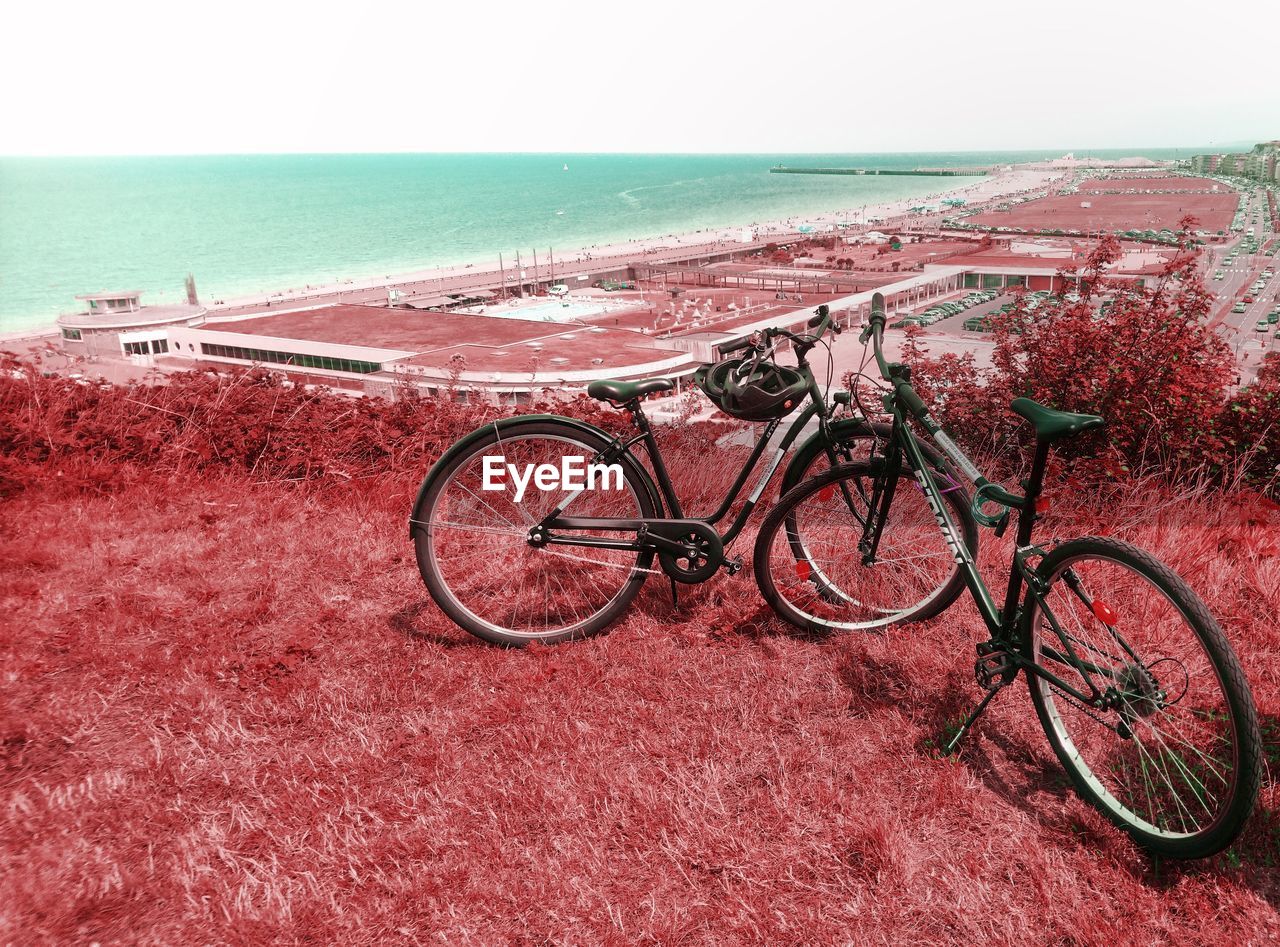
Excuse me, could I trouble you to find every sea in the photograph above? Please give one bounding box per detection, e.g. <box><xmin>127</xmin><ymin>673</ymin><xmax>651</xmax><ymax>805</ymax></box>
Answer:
<box><xmin>0</xmin><ymin>148</ymin><xmax>1200</xmax><ymax>333</ymax></box>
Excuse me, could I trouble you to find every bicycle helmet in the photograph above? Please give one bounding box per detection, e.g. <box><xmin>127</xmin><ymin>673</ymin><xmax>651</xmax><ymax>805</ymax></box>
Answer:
<box><xmin>694</xmin><ymin>357</ymin><xmax>745</xmax><ymax>404</ymax></box>
<box><xmin>718</xmin><ymin>357</ymin><xmax>810</xmax><ymax>421</ymax></box>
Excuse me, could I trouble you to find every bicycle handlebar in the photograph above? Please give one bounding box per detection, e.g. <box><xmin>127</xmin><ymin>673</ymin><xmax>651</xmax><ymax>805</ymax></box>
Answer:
<box><xmin>721</xmin><ymin>304</ymin><xmax>839</xmax><ymax>357</ymax></box>
<box><xmin>860</xmin><ymin>293</ymin><xmax>1024</xmax><ymax>525</ymax></box>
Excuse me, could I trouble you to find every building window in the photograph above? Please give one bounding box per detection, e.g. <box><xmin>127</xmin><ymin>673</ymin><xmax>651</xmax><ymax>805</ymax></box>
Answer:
<box><xmin>123</xmin><ymin>341</ymin><xmax>149</xmax><ymax>356</ymax></box>
<box><xmin>963</xmin><ymin>273</ymin><xmax>980</xmax><ymax>289</ymax></box>
<box><xmin>61</xmin><ymin>327</ymin><xmax>82</xmax><ymax>341</ymax></box>
<box><xmin>981</xmin><ymin>274</ymin><xmax>1003</xmax><ymax>289</ymax></box>
<box><xmin>151</xmin><ymin>339</ymin><xmax>168</xmax><ymax>354</ymax></box>
<box><xmin>1005</xmin><ymin>275</ymin><xmax>1026</xmax><ymax>288</ymax></box>
<box><xmin>197</xmin><ymin>342</ymin><xmax>379</xmax><ymax>374</ymax></box>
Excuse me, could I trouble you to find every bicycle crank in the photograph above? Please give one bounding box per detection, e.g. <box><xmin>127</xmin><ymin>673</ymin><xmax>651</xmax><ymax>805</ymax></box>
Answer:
<box><xmin>658</xmin><ymin>526</ymin><xmax>724</xmax><ymax>584</ymax></box>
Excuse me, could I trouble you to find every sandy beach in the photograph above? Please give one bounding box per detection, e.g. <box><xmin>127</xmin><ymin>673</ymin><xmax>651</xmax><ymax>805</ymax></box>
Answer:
<box><xmin>196</xmin><ymin>165</ymin><xmax>1069</xmax><ymax>317</ymax></box>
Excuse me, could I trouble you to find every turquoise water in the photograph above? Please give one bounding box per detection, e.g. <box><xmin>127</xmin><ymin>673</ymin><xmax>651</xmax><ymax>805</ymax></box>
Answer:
<box><xmin>0</xmin><ymin>149</ymin><xmax>1199</xmax><ymax>332</ymax></box>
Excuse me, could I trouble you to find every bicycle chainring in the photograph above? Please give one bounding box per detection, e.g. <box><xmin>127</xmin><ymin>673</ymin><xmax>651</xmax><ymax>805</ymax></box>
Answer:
<box><xmin>659</xmin><ymin>530</ymin><xmax>724</xmax><ymax>584</ymax></box>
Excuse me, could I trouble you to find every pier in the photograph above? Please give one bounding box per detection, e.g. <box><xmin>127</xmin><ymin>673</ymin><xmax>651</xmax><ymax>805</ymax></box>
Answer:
<box><xmin>770</xmin><ymin>166</ymin><xmax>991</xmax><ymax>177</ymax></box>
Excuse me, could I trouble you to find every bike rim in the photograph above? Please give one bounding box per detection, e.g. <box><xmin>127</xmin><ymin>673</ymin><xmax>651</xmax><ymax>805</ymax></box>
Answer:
<box><xmin>425</xmin><ymin>433</ymin><xmax>646</xmax><ymax>638</ymax></box>
<box><xmin>767</xmin><ymin>470</ymin><xmax>961</xmax><ymax>631</ymax></box>
<box><xmin>1030</xmin><ymin>553</ymin><xmax>1240</xmax><ymax>840</ymax></box>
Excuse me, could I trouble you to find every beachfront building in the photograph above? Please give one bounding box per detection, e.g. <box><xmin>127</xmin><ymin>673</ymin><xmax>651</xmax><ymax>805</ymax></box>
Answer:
<box><xmin>56</xmin><ymin>291</ymin><xmax>207</xmax><ymax>361</ymax></box>
<box><xmin>949</xmin><ymin>241</ymin><xmax>1170</xmax><ymax>292</ymax></box>
<box><xmin>164</xmin><ymin>304</ymin><xmax>704</xmax><ymax>402</ymax></box>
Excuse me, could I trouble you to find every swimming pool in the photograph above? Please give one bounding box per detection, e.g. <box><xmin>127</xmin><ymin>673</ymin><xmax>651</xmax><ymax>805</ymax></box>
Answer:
<box><xmin>482</xmin><ymin>298</ymin><xmax>632</xmax><ymax>323</ymax></box>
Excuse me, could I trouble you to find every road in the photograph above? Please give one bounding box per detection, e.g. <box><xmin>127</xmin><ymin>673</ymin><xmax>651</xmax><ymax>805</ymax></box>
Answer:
<box><xmin>1205</xmin><ymin>188</ymin><xmax>1278</xmax><ymax>384</ymax></box>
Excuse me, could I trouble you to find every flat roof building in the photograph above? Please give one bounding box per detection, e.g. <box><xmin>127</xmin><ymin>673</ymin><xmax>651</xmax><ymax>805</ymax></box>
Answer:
<box><xmin>57</xmin><ymin>291</ymin><xmax>207</xmax><ymax>361</ymax></box>
<box><xmin>165</xmin><ymin>304</ymin><xmax>703</xmax><ymax>402</ymax></box>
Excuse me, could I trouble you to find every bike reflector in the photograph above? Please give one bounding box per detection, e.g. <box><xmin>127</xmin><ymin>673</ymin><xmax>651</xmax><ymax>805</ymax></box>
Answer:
<box><xmin>817</xmin><ymin>485</ymin><xmax>835</xmax><ymax>502</ymax></box>
<box><xmin>1035</xmin><ymin>496</ymin><xmax>1050</xmax><ymax>514</ymax></box>
<box><xmin>1092</xmin><ymin>600</ymin><xmax>1118</xmax><ymax>625</ymax></box>
<box><xmin>795</xmin><ymin>560</ymin><xmax>812</xmax><ymax>580</ymax></box>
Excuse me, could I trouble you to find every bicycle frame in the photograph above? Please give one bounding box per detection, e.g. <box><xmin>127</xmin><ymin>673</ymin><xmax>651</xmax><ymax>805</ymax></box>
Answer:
<box><xmin>541</xmin><ymin>361</ymin><xmax>849</xmax><ymax>553</ymax></box>
<box><xmin>860</xmin><ymin>303</ymin><xmax>1115</xmax><ymax>708</ymax></box>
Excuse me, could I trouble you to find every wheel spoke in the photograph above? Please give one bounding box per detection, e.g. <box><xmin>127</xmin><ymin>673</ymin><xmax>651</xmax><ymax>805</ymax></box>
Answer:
<box><xmin>759</xmin><ymin>463</ymin><xmax>970</xmax><ymax>632</ymax></box>
<box><xmin>415</xmin><ymin>429</ymin><xmax>649</xmax><ymax>642</ymax></box>
<box><xmin>1027</xmin><ymin>542</ymin><xmax>1257</xmax><ymax>854</ymax></box>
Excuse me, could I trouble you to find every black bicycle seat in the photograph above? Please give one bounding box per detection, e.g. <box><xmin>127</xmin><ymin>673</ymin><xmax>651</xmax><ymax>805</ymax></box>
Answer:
<box><xmin>1010</xmin><ymin>398</ymin><xmax>1104</xmax><ymax>442</ymax></box>
<box><xmin>587</xmin><ymin>378</ymin><xmax>675</xmax><ymax>402</ymax></box>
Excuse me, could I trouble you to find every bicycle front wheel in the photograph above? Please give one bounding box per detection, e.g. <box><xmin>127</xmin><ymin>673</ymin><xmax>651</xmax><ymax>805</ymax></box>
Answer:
<box><xmin>1025</xmin><ymin>537</ymin><xmax>1261</xmax><ymax>858</ymax></box>
<box><xmin>412</xmin><ymin>421</ymin><xmax>657</xmax><ymax>646</ymax></box>
<box><xmin>754</xmin><ymin>461</ymin><xmax>976</xmax><ymax>632</ymax></box>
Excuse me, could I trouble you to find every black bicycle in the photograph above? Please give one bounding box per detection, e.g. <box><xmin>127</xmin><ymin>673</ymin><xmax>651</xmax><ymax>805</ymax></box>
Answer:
<box><xmin>410</xmin><ymin>305</ymin><xmax>970</xmax><ymax>646</ymax></box>
<box><xmin>753</xmin><ymin>292</ymin><xmax>1261</xmax><ymax>858</ymax></box>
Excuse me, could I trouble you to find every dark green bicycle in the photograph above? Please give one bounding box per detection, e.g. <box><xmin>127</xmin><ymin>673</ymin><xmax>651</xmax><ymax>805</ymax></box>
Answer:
<box><xmin>411</xmin><ymin>305</ymin><xmax>969</xmax><ymax>647</ymax></box>
<box><xmin>753</xmin><ymin>292</ymin><xmax>1262</xmax><ymax>859</ymax></box>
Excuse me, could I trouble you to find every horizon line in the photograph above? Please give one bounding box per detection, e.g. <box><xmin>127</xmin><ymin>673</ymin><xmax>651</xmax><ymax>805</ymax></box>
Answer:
<box><xmin>0</xmin><ymin>142</ymin><xmax>1255</xmax><ymax>160</ymax></box>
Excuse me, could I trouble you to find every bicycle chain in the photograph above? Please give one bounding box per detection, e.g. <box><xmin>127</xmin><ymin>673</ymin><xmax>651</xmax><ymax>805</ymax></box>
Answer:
<box><xmin>533</xmin><ymin>545</ymin><xmax>665</xmax><ymax>575</ymax></box>
<box><xmin>1046</xmin><ymin>679</ymin><xmax>1121</xmax><ymax>733</ymax></box>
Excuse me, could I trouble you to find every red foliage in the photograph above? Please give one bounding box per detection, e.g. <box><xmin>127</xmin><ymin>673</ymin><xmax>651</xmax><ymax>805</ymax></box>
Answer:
<box><xmin>899</xmin><ymin>228</ymin><xmax>1277</xmax><ymax>486</ymax></box>
<box><xmin>0</xmin><ymin>358</ymin><xmax>627</xmax><ymax>496</ymax></box>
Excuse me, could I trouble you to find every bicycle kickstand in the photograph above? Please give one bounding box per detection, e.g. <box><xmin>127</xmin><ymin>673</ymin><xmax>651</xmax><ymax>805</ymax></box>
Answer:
<box><xmin>944</xmin><ymin>685</ymin><xmax>1005</xmax><ymax>756</ymax></box>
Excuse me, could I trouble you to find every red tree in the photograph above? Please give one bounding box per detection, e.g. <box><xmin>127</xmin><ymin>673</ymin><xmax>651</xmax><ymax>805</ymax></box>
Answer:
<box><xmin>902</xmin><ymin>223</ymin><xmax>1241</xmax><ymax>480</ymax></box>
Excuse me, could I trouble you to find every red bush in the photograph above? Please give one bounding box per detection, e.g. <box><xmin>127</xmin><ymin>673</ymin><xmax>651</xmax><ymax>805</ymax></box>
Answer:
<box><xmin>0</xmin><ymin>357</ymin><xmax>631</xmax><ymax>495</ymax></box>
<box><xmin>899</xmin><ymin>228</ymin><xmax>1276</xmax><ymax>487</ymax></box>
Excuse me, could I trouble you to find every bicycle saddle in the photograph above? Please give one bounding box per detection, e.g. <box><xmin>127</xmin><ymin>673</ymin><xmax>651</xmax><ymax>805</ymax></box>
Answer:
<box><xmin>587</xmin><ymin>378</ymin><xmax>675</xmax><ymax>403</ymax></box>
<box><xmin>1010</xmin><ymin>398</ymin><xmax>1105</xmax><ymax>442</ymax></box>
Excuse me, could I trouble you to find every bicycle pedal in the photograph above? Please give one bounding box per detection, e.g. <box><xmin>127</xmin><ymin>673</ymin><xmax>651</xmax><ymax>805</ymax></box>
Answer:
<box><xmin>722</xmin><ymin>556</ymin><xmax>744</xmax><ymax>576</ymax></box>
<box><xmin>974</xmin><ymin>642</ymin><xmax>1016</xmax><ymax>690</ymax></box>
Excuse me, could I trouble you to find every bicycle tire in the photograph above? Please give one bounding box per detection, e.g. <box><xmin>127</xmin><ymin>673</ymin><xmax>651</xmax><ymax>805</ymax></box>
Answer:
<box><xmin>412</xmin><ymin>421</ymin><xmax>656</xmax><ymax>646</ymax></box>
<box><xmin>754</xmin><ymin>461</ymin><xmax>976</xmax><ymax>632</ymax></box>
<box><xmin>1024</xmin><ymin>536</ymin><xmax>1261</xmax><ymax>858</ymax></box>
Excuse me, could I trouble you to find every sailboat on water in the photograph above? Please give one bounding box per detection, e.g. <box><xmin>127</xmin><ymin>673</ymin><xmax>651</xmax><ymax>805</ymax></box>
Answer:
<box><xmin>563</xmin><ymin>163</ymin><xmax>569</xmax><ymax>171</ymax></box>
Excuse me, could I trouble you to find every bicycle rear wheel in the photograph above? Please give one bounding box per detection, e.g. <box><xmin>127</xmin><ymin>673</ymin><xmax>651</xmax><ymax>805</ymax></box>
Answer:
<box><xmin>412</xmin><ymin>421</ymin><xmax>656</xmax><ymax>646</ymax></box>
<box><xmin>1025</xmin><ymin>537</ymin><xmax>1261</xmax><ymax>858</ymax></box>
<box><xmin>754</xmin><ymin>461</ymin><xmax>976</xmax><ymax>632</ymax></box>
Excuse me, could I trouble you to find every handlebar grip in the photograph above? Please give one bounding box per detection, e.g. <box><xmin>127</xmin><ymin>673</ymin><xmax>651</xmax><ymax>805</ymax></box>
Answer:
<box><xmin>807</xmin><ymin>304</ymin><xmax>830</xmax><ymax>328</ymax></box>
<box><xmin>720</xmin><ymin>335</ymin><xmax>754</xmax><ymax>355</ymax></box>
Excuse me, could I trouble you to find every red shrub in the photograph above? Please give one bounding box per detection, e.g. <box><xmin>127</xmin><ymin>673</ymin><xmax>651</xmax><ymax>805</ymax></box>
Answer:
<box><xmin>898</xmin><ymin>229</ymin><xmax>1275</xmax><ymax>486</ymax></box>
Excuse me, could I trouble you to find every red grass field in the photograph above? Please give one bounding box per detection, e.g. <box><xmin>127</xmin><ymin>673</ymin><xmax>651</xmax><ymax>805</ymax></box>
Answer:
<box><xmin>2</xmin><ymin>373</ymin><xmax>1279</xmax><ymax>942</ymax></box>
<box><xmin>967</xmin><ymin>188</ymin><xmax>1238</xmax><ymax>235</ymax></box>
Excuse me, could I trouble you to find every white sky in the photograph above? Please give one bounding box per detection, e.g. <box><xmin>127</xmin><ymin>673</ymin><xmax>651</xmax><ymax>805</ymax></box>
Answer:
<box><xmin>2</xmin><ymin>0</ymin><xmax>1276</xmax><ymax>155</ymax></box>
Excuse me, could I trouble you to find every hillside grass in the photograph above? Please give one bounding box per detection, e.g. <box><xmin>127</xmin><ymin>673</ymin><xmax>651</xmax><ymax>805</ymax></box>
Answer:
<box><xmin>1</xmin><ymin>367</ymin><xmax>1279</xmax><ymax>942</ymax></box>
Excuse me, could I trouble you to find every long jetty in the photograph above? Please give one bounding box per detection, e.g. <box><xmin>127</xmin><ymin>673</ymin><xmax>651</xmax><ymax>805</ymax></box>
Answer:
<box><xmin>770</xmin><ymin>166</ymin><xmax>990</xmax><ymax>177</ymax></box>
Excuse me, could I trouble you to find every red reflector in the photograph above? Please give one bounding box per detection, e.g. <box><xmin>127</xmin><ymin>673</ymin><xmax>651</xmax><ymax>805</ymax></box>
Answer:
<box><xmin>1035</xmin><ymin>496</ymin><xmax>1050</xmax><ymax>514</ymax></box>
<box><xmin>817</xmin><ymin>485</ymin><xmax>835</xmax><ymax>502</ymax></box>
<box><xmin>795</xmin><ymin>560</ymin><xmax>812</xmax><ymax>580</ymax></box>
<box><xmin>1092</xmin><ymin>600</ymin><xmax>1118</xmax><ymax>625</ymax></box>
